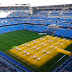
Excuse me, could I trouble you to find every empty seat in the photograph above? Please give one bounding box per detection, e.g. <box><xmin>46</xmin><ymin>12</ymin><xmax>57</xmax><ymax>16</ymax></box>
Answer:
<box><xmin>35</xmin><ymin>16</ymin><xmax>41</xmax><ymax>20</ymax></box>
<box><xmin>55</xmin><ymin>29</ymin><xmax>67</xmax><ymax>36</ymax></box>
<box><xmin>20</xmin><ymin>12</ymin><xmax>26</xmax><ymax>17</ymax></box>
<box><xmin>14</xmin><ymin>12</ymin><xmax>20</xmax><ymax>17</ymax></box>
<box><xmin>18</xmin><ymin>24</ymin><xmax>25</xmax><ymax>29</ymax></box>
<box><xmin>9</xmin><ymin>21</ymin><xmax>17</xmax><ymax>25</ymax></box>
<box><xmin>34</xmin><ymin>20</ymin><xmax>43</xmax><ymax>24</ymax></box>
<box><xmin>46</xmin><ymin>28</ymin><xmax>57</xmax><ymax>34</ymax></box>
<box><xmin>57</xmin><ymin>19</ymin><xmax>64</xmax><ymax>22</ymax></box>
<box><xmin>32</xmin><ymin>25</ymin><xmax>41</xmax><ymax>31</ymax></box>
<box><xmin>29</xmin><ymin>16</ymin><xmax>36</xmax><ymax>19</ymax></box>
<box><xmin>65</xmin><ymin>19</ymin><xmax>72</xmax><ymax>22</ymax></box>
<box><xmin>38</xmin><ymin>26</ymin><xmax>47</xmax><ymax>32</ymax></box>
<box><xmin>68</xmin><ymin>24</ymin><xmax>72</xmax><ymax>27</ymax></box>
<box><xmin>58</xmin><ymin>23</ymin><xmax>68</xmax><ymax>27</ymax></box>
<box><xmin>25</xmin><ymin>20</ymin><xmax>33</xmax><ymax>24</ymax></box>
<box><xmin>24</xmin><ymin>25</ymin><xmax>30</xmax><ymax>30</ymax></box>
<box><xmin>27</xmin><ymin>25</ymin><xmax>34</xmax><ymax>31</ymax></box>
<box><xmin>0</xmin><ymin>23</ymin><xmax>3</xmax><ymax>26</ymax></box>
<box><xmin>44</xmin><ymin>21</ymin><xmax>53</xmax><ymax>25</ymax></box>
<box><xmin>1</xmin><ymin>27</ymin><xmax>9</xmax><ymax>33</ymax></box>
<box><xmin>0</xmin><ymin>28</ymin><xmax>3</xmax><ymax>34</ymax></box>
<box><xmin>51</xmin><ymin>18</ymin><xmax>58</xmax><ymax>21</ymax></box>
<box><xmin>50</xmin><ymin>13</ymin><xmax>59</xmax><ymax>15</ymax></box>
<box><xmin>7</xmin><ymin>26</ymin><xmax>16</xmax><ymax>31</ymax></box>
<box><xmin>63</xmin><ymin>30</ymin><xmax>72</xmax><ymax>38</ymax></box>
<box><xmin>40</xmin><ymin>16</ymin><xmax>47</xmax><ymax>20</ymax></box>
<box><xmin>45</xmin><ymin>18</ymin><xmax>51</xmax><ymax>20</ymax></box>
<box><xmin>8</xmin><ymin>12</ymin><xmax>15</xmax><ymax>17</ymax></box>
<box><xmin>17</xmin><ymin>21</ymin><xmax>25</xmax><ymax>24</ymax></box>
<box><xmin>13</xmin><ymin>25</ymin><xmax>22</xmax><ymax>30</ymax></box>
<box><xmin>3</xmin><ymin>22</ymin><xmax>10</xmax><ymax>25</ymax></box>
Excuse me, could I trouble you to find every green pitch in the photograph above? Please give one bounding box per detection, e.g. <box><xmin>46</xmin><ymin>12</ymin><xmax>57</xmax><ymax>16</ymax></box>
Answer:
<box><xmin>0</xmin><ymin>30</ymin><xmax>72</xmax><ymax>72</ymax></box>
<box><xmin>0</xmin><ymin>30</ymin><xmax>45</xmax><ymax>51</ymax></box>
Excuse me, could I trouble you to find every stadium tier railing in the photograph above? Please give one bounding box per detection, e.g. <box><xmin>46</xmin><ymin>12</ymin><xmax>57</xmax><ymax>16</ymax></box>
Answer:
<box><xmin>0</xmin><ymin>51</ymin><xmax>32</xmax><ymax>72</ymax></box>
<box><xmin>53</xmin><ymin>56</ymin><xmax>72</xmax><ymax>72</ymax></box>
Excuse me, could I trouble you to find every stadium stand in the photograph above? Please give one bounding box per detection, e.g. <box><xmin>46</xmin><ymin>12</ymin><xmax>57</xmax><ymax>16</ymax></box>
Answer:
<box><xmin>53</xmin><ymin>56</ymin><xmax>72</xmax><ymax>72</ymax></box>
<box><xmin>0</xmin><ymin>59</ymin><xmax>17</xmax><ymax>72</ymax></box>
<box><xmin>0</xmin><ymin>51</ymin><xmax>31</xmax><ymax>72</ymax></box>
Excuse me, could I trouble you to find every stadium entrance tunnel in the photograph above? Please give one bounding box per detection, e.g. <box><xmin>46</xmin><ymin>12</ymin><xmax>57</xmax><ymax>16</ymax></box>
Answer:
<box><xmin>56</xmin><ymin>48</ymin><xmax>72</xmax><ymax>56</ymax></box>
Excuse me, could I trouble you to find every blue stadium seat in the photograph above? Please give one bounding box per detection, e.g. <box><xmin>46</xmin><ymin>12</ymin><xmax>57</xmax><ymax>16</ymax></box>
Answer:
<box><xmin>18</xmin><ymin>24</ymin><xmax>25</xmax><ymax>29</ymax></box>
<box><xmin>7</xmin><ymin>26</ymin><xmax>16</xmax><ymax>31</ymax></box>
<box><xmin>22</xmin><ymin>17</ymin><xmax>28</xmax><ymax>20</ymax></box>
<box><xmin>68</xmin><ymin>24</ymin><xmax>72</xmax><ymax>27</ymax></box>
<box><xmin>3</xmin><ymin>22</ymin><xmax>10</xmax><ymax>25</ymax></box>
<box><xmin>64</xmin><ymin>13</ymin><xmax>72</xmax><ymax>16</ymax></box>
<box><xmin>12</xmin><ymin>18</ymin><xmax>19</xmax><ymax>21</ymax></box>
<box><xmin>8</xmin><ymin>12</ymin><xmax>15</xmax><ymax>17</ymax></box>
<box><xmin>40</xmin><ymin>16</ymin><xmax>47</xmax><ymax>20</ymax></box>
<box><xmin>51</xmin><ymin>18</ymin><xmax>58</xmax><ymax>21</ymax></box>
<box><xmin>65</xmin><ymin>19</ymin><xmax>72</xmax><ymax>22</ymax></box>
<box><xmin>63</xmin><ymin>30</ymin><xmax>72</xmax><ymax>38</ymax></box>
<box><xmin>55</xmin><ymin>29</ymin><xmax>67</xmax><ymax>36</ymax></box>
<box><xmin>13</xmin><ymin>25</ymin><xmax>22</xmax><ymax>30</ymax></box>
<box><xmin>45</xmin><ymin>18</ymin><xmax>51</xmax><ymax>20</ymax></box>
<box><xmin>24</xmin><ymin>25</ymin><xmax>31</xmax><ymax>30</ymax></box>
<box><xmin>57</xmin><ymin>19</ymin><xmax>64</xmax><ymax>22</ymax></box>
<box><xmin>18</xmin><ymin>17</ymin><xmax>23</xmax><ymax>20</ymax></box>
<box><xmin>20</xmin><ymin>12</ymin><xmax>26</xmax><ymax>17</ymax></box>
<box><xmin>9</xmin><ymin>21</ymin><xmax>18</xmax><ymax>25</ymax></box>
<box><xmin>14</xmin><ymin>12</ymin><xmax>20</xmax><ymax>17</ymax></box>
<box><xmin>58</xmin><ymin>23</ymin><xmax>68</xmax><ymax>27</ymax></box>
<box><xmin>32</xmin><ymin>25</ymin><xmax>41</xmax><ymax>31</ymax></box>
<box><xmin>34</xmin><ymin>20</ymin><xmax>43</xmax><ymax>24</ymax></box>
<box><xmin>0</xmin><ymin>28</ymin><xmax>3</xmax><ymax>34</ymax></box>
<box><xmin>40</xmin><ymin>12</ymin><xmax>48</xmax><ymax>15</ymax></box>
<box><xmin>44</xmin><ymin>21</ymin><xmax>53</xmax><ymax>25</ymax></box>
<box><xmin>0</xmin><ymin>23</ymin><xmax>3</xmax><ymax>26</ymax></box>
<box><xmin>28</xmin><ymin>25</ymin><xmax>34</xmax><ymax>31</ymax></box>
<box><xmin>38</xmin><ymin>26</ymin><xmax>47</xmax><ymax>32</ymax></box>
<box><xmin>46</xmin><ymin>28</ymin><xmax>57</xmax><ymax>34</ymax></box>
<box><xmin>29</xmin><ymin>16</ymin><xmax>36</xmax><ymax>19</ymax></box>
<box><xmin>50</xmin><ymin>13</ymin><xmax>59</xmax><ymax>16</ymax></box>
<box><xmin>25</xmin><ymin>20</ymin><xmax>34</xmax><ymax>24</ymax></box>
<box><xmin>17</xmin><ymin>21</ymin><xmax>25</xmax><ymax>24</ymax></box>
<box><xmin>1</xmin><ymin>27</ymin><xmax>10</xmax><ymax>33</ymax></box>
<box><xmin>35</xmin><ymin>16</ymin><xmax>41</xmax><ymax>20</ymax></box>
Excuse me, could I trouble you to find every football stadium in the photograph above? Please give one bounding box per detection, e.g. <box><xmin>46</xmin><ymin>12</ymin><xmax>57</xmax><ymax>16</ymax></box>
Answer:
<box><xmin>0</xmin><ymin>0</ymin><xmax>72</xmax><ymax>72</ymax></box>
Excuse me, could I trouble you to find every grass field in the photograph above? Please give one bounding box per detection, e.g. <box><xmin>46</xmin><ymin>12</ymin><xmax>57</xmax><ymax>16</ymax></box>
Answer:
<box><xmin>0</xmin><ymin>30</ymin><xmax>45</xmax><ymax>50</ymax></box>
<box><xmin>0</xmin><ymin>30</ymin><xmax>72</xmax><ymax>72</ymax></box>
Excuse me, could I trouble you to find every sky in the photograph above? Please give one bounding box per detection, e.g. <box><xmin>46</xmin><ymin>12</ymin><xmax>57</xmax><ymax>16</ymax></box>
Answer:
<box><xmin>0</xmin><ymin>0</ymin><xmax>72</xmax><ymax>6</ymax></box>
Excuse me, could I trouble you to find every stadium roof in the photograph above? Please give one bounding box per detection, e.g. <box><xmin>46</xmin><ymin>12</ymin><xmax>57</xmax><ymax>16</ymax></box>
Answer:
<box><xmin>0</xmin><ymin>0</ymin><xmax>72</xmax><ymax>7</ymax></box>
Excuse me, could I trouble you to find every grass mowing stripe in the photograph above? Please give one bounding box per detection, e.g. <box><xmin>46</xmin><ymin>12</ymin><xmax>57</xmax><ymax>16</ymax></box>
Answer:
<box><xmin>0</xmin><ymin>32</ymin><xmax>38</xmax><ymax>40</ymax></box>
<box><xmin>0</xmin><ymin>30</ymin><xmax>45</xmax><ymax>51</ymax></box>
<box><xmin>0</xmin><ymin>30</ymin><xmax>36</xmax><ymax>40</ymax></box>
